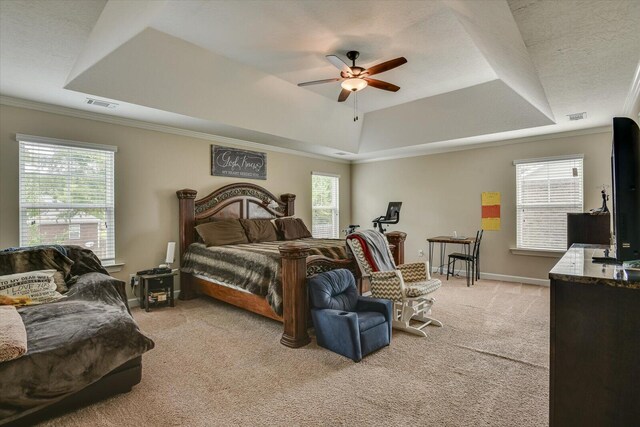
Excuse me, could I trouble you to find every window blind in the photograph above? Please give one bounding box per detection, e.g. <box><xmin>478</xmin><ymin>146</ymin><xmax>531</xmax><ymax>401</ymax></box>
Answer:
<box><xmin>311</xmin><ymin>172</ymin><xmax>340</xmax><ymax>238</ymax></box>
<box><xmin>18</xmin><ymin>138</ymin><xmax>116</xmax><ymax>262</ymax></box>
<box><xmin>516</xmin><ymin>156</ymin><xmax>583</xmax><ymax>251</ymax></box>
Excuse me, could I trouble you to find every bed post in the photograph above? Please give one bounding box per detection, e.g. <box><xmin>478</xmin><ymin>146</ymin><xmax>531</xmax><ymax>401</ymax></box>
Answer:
<box><xmin>177</xmin><ymin>189</ymin><xmax>198</xmax><ymax>300</ymax></box>
<box><xmin>279</xmin><ymin>242</ymin><xmax>311</xmax><ymax>348</ymax></box>
<box><xmin>280</xmin><ymin>193</ymin><xmax>296</xmax><ymax>216</ymax></box>
<box><xmin>386</xmin><ymin>231</ymin><xmax>407</xmax><ymax>265</ymax></box>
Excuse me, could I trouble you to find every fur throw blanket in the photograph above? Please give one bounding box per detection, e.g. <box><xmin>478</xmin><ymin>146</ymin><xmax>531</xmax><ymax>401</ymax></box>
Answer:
<box><xmin>0</xmin><ymin>273</ymin><xmax>154</xmax><ymax>422</ymax></box>
<box><xmin>0</xmin><ymin>306</ymin><xmax>27</xmax><ymax>363</ymax></box>
<box><xmin>0</xmin><ymin>245</ymin><xmax>109</xmax><ymax>294</ymax></box>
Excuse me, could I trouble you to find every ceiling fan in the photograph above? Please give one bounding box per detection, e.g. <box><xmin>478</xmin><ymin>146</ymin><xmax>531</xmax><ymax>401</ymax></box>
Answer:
<box><xmin>298</xmin><ymin>51</ymin><xmax>407</xmax><ymax>102</ymax></box>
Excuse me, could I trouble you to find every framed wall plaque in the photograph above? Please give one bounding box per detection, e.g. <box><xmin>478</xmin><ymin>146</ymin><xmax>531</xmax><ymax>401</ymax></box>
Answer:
<box><xmin>211</xmin><ymin>145</ymin><xmax>267</xmax><ymax>180</ymax></box>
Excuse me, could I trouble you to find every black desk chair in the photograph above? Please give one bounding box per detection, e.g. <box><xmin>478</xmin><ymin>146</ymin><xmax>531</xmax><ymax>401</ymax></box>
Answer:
<box><xmin>446</xmin><ymin>230</ymin><xmax>483</xmax><ymax>287</ymax></box>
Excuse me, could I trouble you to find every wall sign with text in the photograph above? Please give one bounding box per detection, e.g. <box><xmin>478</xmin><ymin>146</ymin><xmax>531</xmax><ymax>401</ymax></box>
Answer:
<box><xmin>211</xmin><ymin>146</ymin><xmax>267</xmax><ymax>180</ymax></box>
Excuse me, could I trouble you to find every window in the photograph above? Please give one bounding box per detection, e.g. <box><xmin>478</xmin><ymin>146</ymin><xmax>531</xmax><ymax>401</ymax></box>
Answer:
<box><xmin>68</xmin><ymin>224</ymin><xmax>81</xmax><ymax>240</ymax></box>
<box><xmin>18</xmin><ymin>135</ymin><xmax>116</xmax><ymax>262</ymax></box>
<box><xmin>515</xmin><ymin>155</ymin><xmax>583</xmax><ymax>251</ymax></box>
<box><xmin>311</xmin><ymin>172</ymin><xmax>339</xmax><ymax>238</ymax></box>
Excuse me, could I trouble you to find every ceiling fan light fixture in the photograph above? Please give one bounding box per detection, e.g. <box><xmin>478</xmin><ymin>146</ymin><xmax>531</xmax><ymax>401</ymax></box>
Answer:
<box><xmin>341</xmin><ymin>78</ymin><xmax>367</xmax><ymax>92</ymax></box>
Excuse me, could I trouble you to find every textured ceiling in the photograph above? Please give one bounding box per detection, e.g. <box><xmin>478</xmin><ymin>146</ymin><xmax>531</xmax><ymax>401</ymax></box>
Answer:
<box><xmin>152</xmin><ymin>0</ymin><xmax>497</xmax><ymax>113</ymax></box>
<box><xmin>0</xmin><ymin>0</ymin><xmax>639</xmax><ymax>161</ymax></box>
<box><xmin>508</xmin><ymin>0</ymin><xmax>640</xmax><ymax>123</ymax></box>
<box><xmin>0</xmin><ymin>0</ymin><xmax>106</xmax><ymax>104</ymax></box>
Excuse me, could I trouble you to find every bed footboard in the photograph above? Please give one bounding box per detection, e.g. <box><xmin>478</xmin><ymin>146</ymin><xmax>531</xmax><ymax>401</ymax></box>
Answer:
<box><xmin>279</xmin><ymin>242</ymin><xmax>311</xmax><ymax>348</ymax></box>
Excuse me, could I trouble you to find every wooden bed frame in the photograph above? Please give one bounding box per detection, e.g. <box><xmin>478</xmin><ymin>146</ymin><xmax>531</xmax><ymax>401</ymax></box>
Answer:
<box><xmin>177</xmin><ymin>183</ymin><xmax>405</xmax><ymax>348</ymax></box>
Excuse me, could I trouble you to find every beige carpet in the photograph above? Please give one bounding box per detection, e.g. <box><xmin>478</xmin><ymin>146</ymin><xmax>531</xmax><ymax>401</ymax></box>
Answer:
<box><xmin>40</xmin><ymin>277</ymin><xmax>549</xmax><ymax>426</ymax></box>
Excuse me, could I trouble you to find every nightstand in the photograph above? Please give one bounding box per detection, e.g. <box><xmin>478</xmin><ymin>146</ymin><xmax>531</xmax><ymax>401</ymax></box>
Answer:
<box><xmin>137</xmin><ymin>270</ymin><xmax>177</xmax><ymax>312</ymax></box>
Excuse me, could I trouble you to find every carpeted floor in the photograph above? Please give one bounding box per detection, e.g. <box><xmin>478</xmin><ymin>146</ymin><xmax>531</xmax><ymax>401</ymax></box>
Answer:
<box><xmin>40</xmin><ymin>277</ymin><xmax>550</xmax><ymax>426</ymax></box>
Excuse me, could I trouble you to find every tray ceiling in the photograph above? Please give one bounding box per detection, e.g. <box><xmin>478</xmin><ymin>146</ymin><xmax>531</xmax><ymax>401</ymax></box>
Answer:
<box><xmin>1</xmin><ymin>0</ymin><xmax>638</xmax><ymax>160</ymax></box>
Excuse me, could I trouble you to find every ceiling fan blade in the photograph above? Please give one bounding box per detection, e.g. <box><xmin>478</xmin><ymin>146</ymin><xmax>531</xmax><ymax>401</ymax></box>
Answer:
<box><xmin>298</xmin><ymin>78</ymin><xmax>343</xmax><ymax>87</ymax></box>
<box><xmin>364</xmin><ymin>57</ymin><xmax>407</xmax><ymax>76</ymax></box>
<box><xmin>326</xmin><ymin>55</ymin><xmax>351</xmax><ymax>74</ymax></box>
<box><xmin>338</xmin><ymin>88</ymin><xmax>351</xmax><ymax>102</ymax></box>
<box><xmin>364</xmin><ymin>78</ymin><xmax>400</xmax><ymax>92</ymax></box>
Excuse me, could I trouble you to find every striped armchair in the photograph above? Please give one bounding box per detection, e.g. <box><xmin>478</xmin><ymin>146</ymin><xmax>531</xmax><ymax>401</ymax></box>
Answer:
<box><xmin>347</xmin><ymin>231</ymin><xmax>442</xmax><ymax>337</ymax></box>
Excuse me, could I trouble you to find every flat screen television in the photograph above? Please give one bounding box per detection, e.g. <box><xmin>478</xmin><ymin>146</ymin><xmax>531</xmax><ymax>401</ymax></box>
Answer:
<box><xmin>611</xmin><ymin>117</ymin><xmax>640</xmax><ymax>262</ymax></box>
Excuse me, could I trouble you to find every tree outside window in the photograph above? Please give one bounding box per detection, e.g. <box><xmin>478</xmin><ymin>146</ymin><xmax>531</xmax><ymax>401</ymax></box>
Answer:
<box><xmin>312</xmin><ymin>173</ymin><xmax>339</xmax><ymax>238</ymax></box>
<box><xmin>18</xmin><ymin>137</ymin><xmax>116</xmax><ymax>262</ymax></box>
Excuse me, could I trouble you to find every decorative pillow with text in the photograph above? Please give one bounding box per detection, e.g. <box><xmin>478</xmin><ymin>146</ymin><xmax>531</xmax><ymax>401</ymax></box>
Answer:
<box><xmin>0</xmin><ymin>270</ymin><xmax>66</xmax><ymax>306</ymax></box>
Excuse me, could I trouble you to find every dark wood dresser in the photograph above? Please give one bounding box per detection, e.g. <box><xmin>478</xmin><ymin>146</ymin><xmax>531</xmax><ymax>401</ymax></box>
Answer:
<box><xmin>566</xmin><ymin>213</ymin><xmax>610</xmax><ymax>249</ymax></box>
<box><xmin>549</xmin><ymin>244</ymin><xmax>640</xmax><ymax>426</ymax></box>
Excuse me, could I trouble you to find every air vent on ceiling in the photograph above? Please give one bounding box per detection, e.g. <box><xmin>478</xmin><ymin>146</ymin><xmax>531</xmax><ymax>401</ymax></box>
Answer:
<box><xmin>334</xmin><ymin>152</ymin><xmax>348</xmax><ymax>156</ymax></box>
<box><xmin>567</xmin><ymin>112</ymin><xmax>587</xmax><ymax>121</ymax></box>
<box><xmin>86</xmin><ymin>98</ymin><xmax>118</xmax><ymax>109</ymax></box>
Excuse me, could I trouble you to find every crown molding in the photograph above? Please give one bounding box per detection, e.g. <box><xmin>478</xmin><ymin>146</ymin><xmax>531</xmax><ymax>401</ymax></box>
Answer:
<box><xmin>0</xmin><ymin>95</ymin><xmax>350</xmax><ymax>164</ymax></box>
<box><xmin>1</xmin><ymin>95</ymin><xmax>614</xmax><ymax>166</ymax></box>
<box><xmin>352</xmin><ymin>125</ymin><xmax>611</xmax><ymax>164</ymax></box>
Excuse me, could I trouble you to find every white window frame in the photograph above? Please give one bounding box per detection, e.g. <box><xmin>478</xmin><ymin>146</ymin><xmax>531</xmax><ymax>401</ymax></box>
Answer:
<box><xmin>68</xmin><ymin>224</ymin><xmax>81</xmax><ymax>240</ymax></box>
<box><xmin>514</xmin><ymin>154</ymin><xmax>584</xmax><ymax>252</ymax></box>
<box><xmin>311</xmin><ymin>172</ymin><xmax>340</xmax><ymax>239</ymax></box>
<box><xmin>17</xmin><ymin>134</ymin><xmax>117</xmax><ymax>262</ymax></box>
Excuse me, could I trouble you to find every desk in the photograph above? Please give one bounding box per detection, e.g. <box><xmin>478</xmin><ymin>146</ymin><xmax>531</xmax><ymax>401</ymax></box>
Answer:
<box><xmin>427</xmin><ymin>236</ymin><xmax>476</xmax><ymax>275</ymax></box>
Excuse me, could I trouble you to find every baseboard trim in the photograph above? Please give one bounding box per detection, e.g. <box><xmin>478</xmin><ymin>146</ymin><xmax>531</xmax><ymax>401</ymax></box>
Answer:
<box><xmin>431</xmin><ymin>267</ymin><xmax>549</xmax><ymax>287</ymax></box>
<box><xmin>479</xmin><ymin>272</ymin><xmax>550</xmax><ymax>287</ymax></box>
<box><xmin>128</xmin><ymin>289</ymin><xmax>181</xmax><ymax>308</ymax></box>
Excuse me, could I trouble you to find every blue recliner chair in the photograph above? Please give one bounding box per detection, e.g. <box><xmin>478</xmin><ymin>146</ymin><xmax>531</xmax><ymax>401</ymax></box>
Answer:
<box><xmin>308</xmin><ymin>269</ymin><xmax>393</xmax><ymax>362</ymax></box>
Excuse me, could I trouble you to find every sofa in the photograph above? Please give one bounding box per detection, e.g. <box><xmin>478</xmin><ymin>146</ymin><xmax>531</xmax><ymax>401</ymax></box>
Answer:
<box><xmin>0</xmin><ymin>246</ymin><xmax>154</xmax><ymax>425</ymax></box>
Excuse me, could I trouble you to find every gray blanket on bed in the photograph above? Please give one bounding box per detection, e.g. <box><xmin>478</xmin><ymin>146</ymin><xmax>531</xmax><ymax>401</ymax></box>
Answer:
<box><xmin>181</xmin><ymin>238</ymin><xmax>348</xmax><ymax>315</ymax></box>
<box><xmin>0</xmin><ymin>273</ymin><xmax>155</xmax><ymax>423</ymax></box>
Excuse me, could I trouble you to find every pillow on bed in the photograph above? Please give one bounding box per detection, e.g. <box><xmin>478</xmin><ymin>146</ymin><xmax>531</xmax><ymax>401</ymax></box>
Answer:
<box><xmin>239</xmin><ymin>219</ymin><xmax>278</xmax><ymax>243</ymax></box>
<box><xmin>196</xmin><ymin>219</ymin><xmax>249</xmax><ymax>246</ymax></box>
<box><xmin>275</xmin><ymin>217</ymin><xmax>312</xmax><ymax>240</ymax></box>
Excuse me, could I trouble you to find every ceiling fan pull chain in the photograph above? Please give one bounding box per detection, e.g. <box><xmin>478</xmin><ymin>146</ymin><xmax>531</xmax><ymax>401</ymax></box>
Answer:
<box><xmin>354</xmin><ymin>92</ymin><xmax>359</xmax><ymax>122</ymax></box>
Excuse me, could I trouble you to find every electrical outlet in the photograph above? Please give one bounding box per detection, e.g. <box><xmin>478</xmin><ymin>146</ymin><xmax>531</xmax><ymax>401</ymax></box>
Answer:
<box><xmin>418</xmin><ymin>249</ymin><xmax>424</xmax><ymax>257</ymax></box>
<box><xmin>129</xmin><ymin>274</ymin><xmax>138</xmax><ymax>287</ymax></box>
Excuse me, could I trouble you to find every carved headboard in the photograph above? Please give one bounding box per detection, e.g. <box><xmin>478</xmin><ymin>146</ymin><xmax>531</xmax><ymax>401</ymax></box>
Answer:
<box><xmin>176</xmin><ymin>183</ymin><xmax>295</xmax><ymax>261</ymax></box>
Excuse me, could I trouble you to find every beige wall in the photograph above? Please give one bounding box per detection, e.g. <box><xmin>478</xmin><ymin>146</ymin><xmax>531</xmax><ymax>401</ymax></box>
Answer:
<box><xmin>351</xmin><ymin>131</ymin><xmax>612</xmax><ymax>281</ymax></box>
<box><xmin>0</xmin><ymin>105</ymin><xmax>351</xmax><ymax>296</ymax></box>
<box><xmin>0</xmin><ymin>103</ymin><xmax>615</xmax><ymax>287</ymax></box>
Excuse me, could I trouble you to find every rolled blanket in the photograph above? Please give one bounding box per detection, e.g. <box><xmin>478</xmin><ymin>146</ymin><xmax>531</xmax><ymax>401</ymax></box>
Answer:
<box><xmin>0</xmin><ymin>306</ymin><xmax>28</xmax><ymax>363</ymax></box>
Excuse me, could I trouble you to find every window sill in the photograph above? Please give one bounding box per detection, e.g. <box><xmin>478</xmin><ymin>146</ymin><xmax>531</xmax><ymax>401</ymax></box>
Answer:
<box><xmin>103</xmin><ymin>262</ymin><xmax>125</xmax><ymax>273</ymax></box>
<box><xmin>510</xmin><ymin>248</ymin><xmax>565</xmax><ymax>258</ymax></box>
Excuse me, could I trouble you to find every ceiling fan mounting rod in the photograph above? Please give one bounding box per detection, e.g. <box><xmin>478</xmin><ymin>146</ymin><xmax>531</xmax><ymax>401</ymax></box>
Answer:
<box><xmin>346</xmin><ymin>50</ymin><xmax>360</xmax><ymax>67</ymax></box>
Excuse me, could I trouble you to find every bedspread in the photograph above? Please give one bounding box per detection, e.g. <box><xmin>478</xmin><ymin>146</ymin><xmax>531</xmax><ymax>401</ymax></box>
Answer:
<box><xmin>181</xmin><ymin>238</ymin><xmax>348</xmax><ymax>315</ymax></box>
